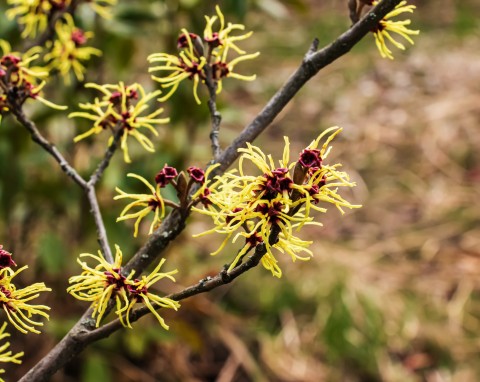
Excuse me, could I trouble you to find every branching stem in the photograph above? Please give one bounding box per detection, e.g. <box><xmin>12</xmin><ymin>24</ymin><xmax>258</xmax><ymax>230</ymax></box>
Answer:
<box><xmin>18</xmin><ymin>2</ymin><xmax>402</xmax><ymax>380</ymax></box>
<box><xmin>10</xmin><ymin>106</ymin><xmax>115</xmax><ymax>263</ymax></box>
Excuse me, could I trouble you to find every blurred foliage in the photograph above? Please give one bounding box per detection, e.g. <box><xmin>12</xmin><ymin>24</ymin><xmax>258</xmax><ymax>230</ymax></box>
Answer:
<box><xmin>1</xmin><ymin>0</ymin><xmax>480</xmax><ymax>381</ymax></box>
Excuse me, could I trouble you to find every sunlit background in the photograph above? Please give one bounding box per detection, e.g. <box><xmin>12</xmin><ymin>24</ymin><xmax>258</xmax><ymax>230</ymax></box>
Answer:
<box><xmin>0</xmin><ymin>0</ymin><xmax>479</xmax><ymax>381</ymax></box>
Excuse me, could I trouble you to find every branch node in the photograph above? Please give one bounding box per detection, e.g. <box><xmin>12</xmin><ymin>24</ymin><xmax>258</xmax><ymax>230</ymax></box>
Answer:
<box><xmin>307</xmin><ymin>38</ymin><xmax>320</xmax><ymax>56</ymax></box>
<box><xmin>220</xmin><ymin>267</ymin><xmax>233</xmax><ymax>283</ymax></box>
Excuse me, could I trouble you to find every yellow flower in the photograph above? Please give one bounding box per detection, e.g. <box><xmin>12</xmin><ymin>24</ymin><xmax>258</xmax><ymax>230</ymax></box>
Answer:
<box><xmin>120</xmin><ymin>258</ymin><xmax>180</xmax><ymax>329</ymax></box>
<box><xmin>204</xmin><ymin>5</ymin><xmax>260</xmax><ymax>94</ymax></box>
<box><xmin>44</xmin><ymin>14</ymin><xmax>102</xmax><ymax>84</ymax></box>
<box><xmin>0</xmin><ymin>40</ymin><xmax>67</xmax><ymax>111</ymax></box>
<box><xmin>0</xmin><ymin>322</ymin><xmax>23</xmax><ymax>381</ymax></box>
<box><xmin>6</xmin><ymin>0</ymin><xmax>71</xmax><ymax>38</ymax></box>
<box><xmin>114</xmin><ymin>173</ymin><xmax>168</xmax><ymax>237</ymax></box>
<box><xmin>69</xmin><ymin>82</ymin><xmax>169</xmax><ymax>163</ymax></box>
<box><xmin>87</xmin><ymin>0</ymin><xmax>117</xmax><ymax>19</ymax></box>
<box><xmin>148</xmin><ymin>6</ymin><xmax>258</xmax><ymax>104</ymax></box>
<box><xmin>68</xmin><ymin>245</ymin><xmax>179</xmax><ymax>329</ymax></box>
<box><xmin>6</xmin><ymin>0</ymin><xmax>116</xmax><ymax>38</ymax></box>
<box><xmin>0</xmin><ymin>266</ymin><xmax>51</xmax><ymax>334</ymax></box>
<box><xmin>116</xmin><ymin>165</ymin><xmax>221</xmax><ymax>237</ymax></box>
<box><xmin>210</xmin><ymin>52</ymin><xmax>259</xmax><ymax>94</ymax></box>
<box><xmin>371</xmin><ymin>0</ymin><xmax>419</xmax><ymax>60</ymax></box>
<box><xmin>194</xmin><ymin>127</ymin><xmax>360</xmax><ymax>277</ymax></box>
<box><xmin>148</xmin><ymin>30</ymin><xmax>207</xmax><ymax>105</ymax></box>
<box><xmin>67</xmin><ymin>245</ymin><xmax>133</xmax><ymax>327</ymax></box>
<box><xmin>204</xmin><ymin>5</ymin><xmax>254</xmax><ymax>59</ymax></box>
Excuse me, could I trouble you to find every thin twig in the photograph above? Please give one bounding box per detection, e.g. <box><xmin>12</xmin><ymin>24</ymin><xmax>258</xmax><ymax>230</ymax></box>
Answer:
<box><xmin>18</xmin><ymin>2</ymin><xmax>403</xmax><ymax>380</ymax></box>
<box><xmin>10</xmin><ymin>107</ymin><xmax>87</xmax><ymax>189</ymax></box>
<box><xmin>10</xmin><ymin>106</ymin><xmax>114</xmax><ymax>262</ymax></box>
<box><xmin>204</xmin><ymin>64</ymin><xmax>222</xmax><ymax>160</ymax></box>
<box><xmin>88</xmin><ymin>128</ymin><xmax>123</xmax><ymax>187</ymax></box>
<box><xmin>85</xmin><ymin>185</ymin><xmax>113</xmax><ymax>262</ymax></box>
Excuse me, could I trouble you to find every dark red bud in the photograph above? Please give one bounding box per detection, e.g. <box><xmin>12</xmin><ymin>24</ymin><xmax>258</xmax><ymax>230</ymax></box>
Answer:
<box><xmin>187</xmin><ymin>166</ymin><xmax>205</xmax><ymax>183</ymax></box>
<box><xmin>299</xmin><ymin>149</ymin><xmax>322</xmax><ymax>169</ymax></box>
<box><xmin>0</xmin><ymin>246</ymin><xmax>16</xmax><ymax>269</ymax></box>
<box><xmin>155</xmin><ymin>165</ymin><xmax>178</xmax><ymax>187</ymax></box>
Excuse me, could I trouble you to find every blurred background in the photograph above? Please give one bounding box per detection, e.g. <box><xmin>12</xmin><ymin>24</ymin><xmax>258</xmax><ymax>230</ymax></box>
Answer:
<box><xmin>0</xmin><ymin>0</ymin><xmax>479</xmax><ymax>381</ymax></box>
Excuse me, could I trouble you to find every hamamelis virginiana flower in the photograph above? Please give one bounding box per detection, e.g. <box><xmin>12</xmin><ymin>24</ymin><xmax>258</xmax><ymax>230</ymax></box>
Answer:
<box><xmin>116</xmin><ymin>165</ymin><xmax>220</xmax><ymax>237</ymax></box>
<box><xmin>67</xmin><ymin>245</ymin><xmax>132</xmax><ymax>327</ymax></box>
<box><xmin>148</xmin><ymin>6</ymin><xmax>258</xmax><ymax>104</ymax></box>
<box><xmin>0</xmin><ymin>322</ymin><xmax>23</xmax><ymax>381</ymax></box>
<box><xmin>6</xmin><ymin>0</ymin><xmax>71</xmax><ymax>38</ymax></box>
<box><xmin>148</xmin><ymin>30</ymin><xmax>207</xmax><ymax>105</ymax></box>
<box><xmin>193</xmin><ymin>127</ymin><xmax>360</xmax><ymax>278</ymax></box>
<box><xmin>370</xmin><ymin>0</ymin><xmax>419</xmax><ymax>60</ymax></box>
<box><xmin>69</xmin><ymin>82</ymin><xmax>169</xmax><ymax>163</ymax></box>
<box><xmin>204</xmin><ymin>5</ymin><xmax>254</xmax><ymax>57</ymax></box>
<box><xmin>67</xmin><ymin>245</ymin><xmax>179</xmax><ymax>328</ymax></box>
<box><xmin>114</xmin><ymin>173</ymin><xmax>169</xmax><ymax>237</ymax></box>
<box><xmin>211</xmin><ymin>52</ymin><xmax>259</xmax><ymax>94</ymax></box>
<box><xmin>204</xmin><ymin>5</ymin><xmax>260</xmax><ymax>94</ymax></box>
<box><xmin>44</xmin><ymin>14</ymin><xmax>102</xmax><ymax>84</ymax></box>
<box><xmin>121</xmin><ymin>259</ymin><xmax>180</xmax><ymax>330</ymax></box>
<box><xmin>6</xmin><ymin>0</ymin><xmax>116</xmax><ymax>38</ymax></box>
<box><xmin>0</xmin><ymin>266</ymin><xmax>51</xmax><ymax>334</ymax></box>
<box><xmin>0</xmin><ymin>40</ymin><xmax>67</xmax><ymax>112</ymax></box>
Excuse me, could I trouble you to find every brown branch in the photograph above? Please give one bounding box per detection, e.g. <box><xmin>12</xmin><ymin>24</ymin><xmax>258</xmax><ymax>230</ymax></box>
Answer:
<box><xmin>10</xmin><ymin>105</ymin><xmax>114</xmax><ymax>262</ymax></box>
<box><xmin>82</xmin><ymin>242</ymin><xmax>268</xmax><ymax>344</ymax></box>
<box><xmin>124</xmin><ymin>0</ymin><xmax>402</xmax><ymax>278</ymax></box>
<box><xmin>204</xmin><ymin>64</ymin><xmax>222</xmax><ymax>161</ymax></box>
<box><xmin>18</xmin><ymin>1</ymin><xmax>403</xmax><ymax>380</ymax></box>
<box><xmin>88</xmin><ymin>128</ymin><xmax>123</xmax><ymax>187</ymax></box>
<box><xmin>85</xmin><ymin>186</ymin><xmax>113</xmax><ymax>262</ymax></box>
<box><xmin>122</xmin><ymin>209</ymin><xmax>186</xmax><ymax>275</ymax></box>
<box><xmin>10</xmin><ymin>106</ymin><xmax>87</xmax><ymax>189</ymax></box>
<box><xmin>215</xmin><ymin>0</ymin><xmax>400</xmax><ymax>175</ymax></box>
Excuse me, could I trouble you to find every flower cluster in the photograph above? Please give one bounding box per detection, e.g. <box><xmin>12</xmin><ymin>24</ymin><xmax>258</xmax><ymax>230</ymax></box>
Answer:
<box><xmin>193</xmin><ymin>127</ymin><xmax>360</xmax><ymax>278</ymax></box>
<box><xmin>67</xmin><ymin>245</ymin><xmax>179</xmax><ymax>329</ymax></box>
<box><xmin>148</xmin><ymin>5</ymin><xmax>259</xmax><ymax>104</ymax></box>
<box><xmin>369</xmin><ymin>0</ymin><xmax>419</xmax><ymax>59</ymax></box>
<box><xmin>6</xmin><ymin>0</ymin><xmax>117</xmax><ymax>38</ymax></box>
<box><xmin>69</xmin><ymin>82</ymin><xmax>169</xmax><ymax>163</ymax></box>
<box><xmin>44</xmin><ymin>14</ymin><xmax>102</xmax><ymax>84</ymax></box>
<box><xmin>0</xmin><ymin>322</ymin><xmax>24</xmax><ymax>382</ymax></box>
<box><xmin>115</xmin><ymin>164</ymin><xmax>217</xmax><ymax>237</ymax></box>
<box><xmin>0</xmin><ymin>246</ymin><xmax>51</xmax><ymax>334</ymax></box>
<box><xmin>0</xmin><ymin>40</ymin><xmax>66</xmax><ymax>121</ymax></box>
<box><xmin>6</xmin><ymin>0</ymin><xmax>70</xmax><ymax>38</ymax></box>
